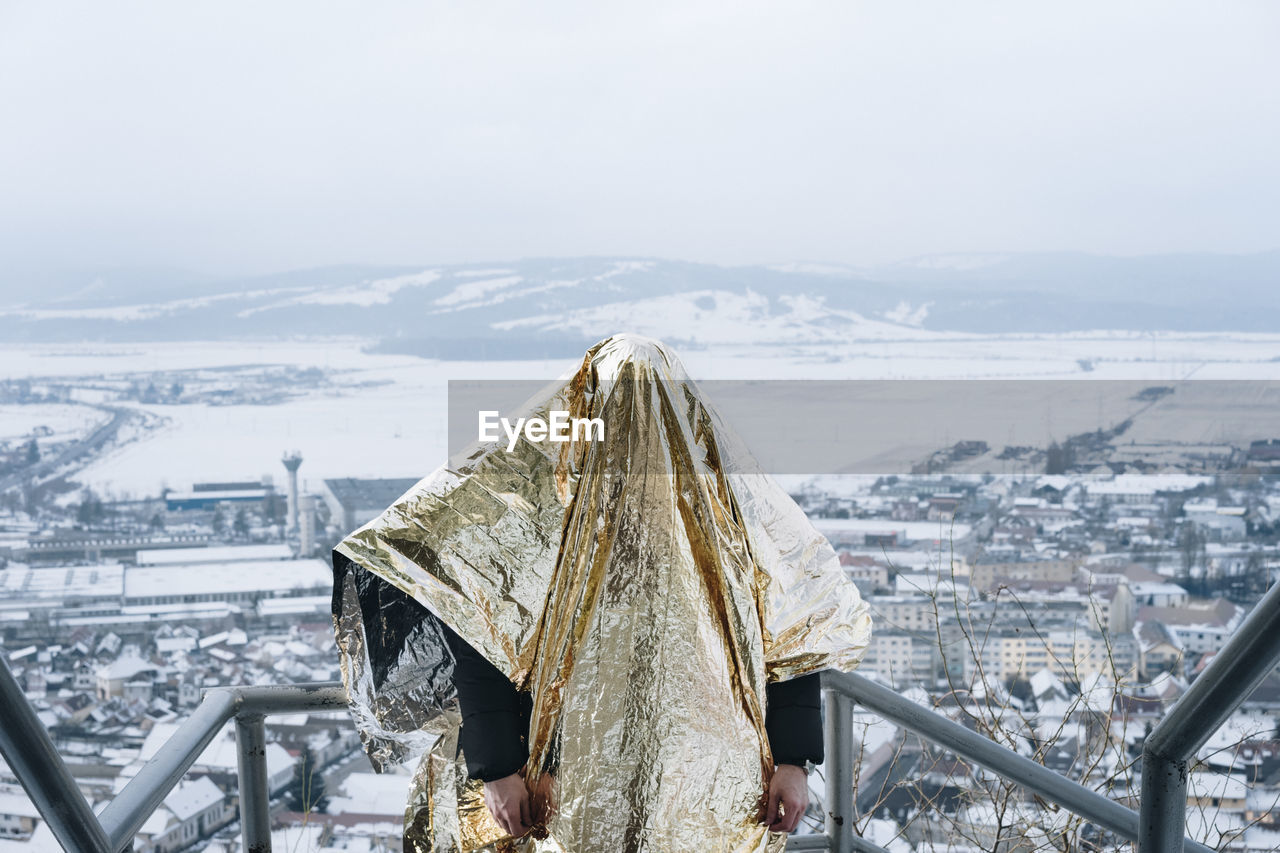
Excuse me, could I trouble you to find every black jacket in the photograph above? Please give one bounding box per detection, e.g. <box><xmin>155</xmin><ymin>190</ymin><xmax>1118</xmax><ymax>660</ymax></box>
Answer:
<box><xmin>442</xmin><ymin>621</ymin><xmax>823</xmax><ymax>782</ymax></box>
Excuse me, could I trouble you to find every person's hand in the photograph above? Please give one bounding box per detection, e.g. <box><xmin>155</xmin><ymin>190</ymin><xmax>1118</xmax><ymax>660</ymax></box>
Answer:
<box><xmin>483</xmin><ymin>772</ymin><xmax>533</xmax><ymax>837</ymax></box>
<box><xmin>530</xmin><ymin>771</ymin><xmax>557</xmax><ymax>825</ymax></box>
<box><xmin>763</xmin><ymin>764</ymin><xmax>809</xmax><ymax>833</ymax></box>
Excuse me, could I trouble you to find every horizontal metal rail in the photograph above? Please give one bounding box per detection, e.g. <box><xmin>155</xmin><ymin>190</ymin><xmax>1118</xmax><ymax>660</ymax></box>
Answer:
<box><xmin>1139</xmin><ymin>579</ymin><xmax>1280</xmax><ymax>852</ymax></box>
<box><xmin>97</xmin><ymin>690</ymin><xmax>238</xmax><ymax>846</ymax></box>
<box><xmin>97</xmin><ymin>681</ymin><xmax>347</xmax><ymax>852</ymax></box>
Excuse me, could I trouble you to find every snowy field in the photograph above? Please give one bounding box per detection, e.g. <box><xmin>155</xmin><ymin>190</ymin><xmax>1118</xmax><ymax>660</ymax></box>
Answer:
<box><xmin>0</xmin><ymin>403</ymin><xmax>110</xmax><ymax>444</ymax></box>
<box><xmin>0</xmin><ymin>340</ymin><xmax>414</xmax><ymax>380</ymax></box>
<box><xmin>1</xmin><ymin>332</ymin><xmax>1279</xmax><ymax>498</ymax></box>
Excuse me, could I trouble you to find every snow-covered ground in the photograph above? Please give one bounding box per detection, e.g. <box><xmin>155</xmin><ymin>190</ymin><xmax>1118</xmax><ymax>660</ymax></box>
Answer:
<box><xmin>58</xmin><ymin>348</ymin><xmax>568</xmax><ymax>498</ymax></box>
<box><xmin>2</xmin><ymin>331</ymin><xmax>1279</xmax><ymax>498</ymax></box>
<box><xmin>0</xmin><ymin>340</ymin><xmax>408</xmax><ymax>380</ymax></box>
<box><xmin>0</xmin><ymin>403</ymin><xmax>109</xmax><ymax>444</ymax></box>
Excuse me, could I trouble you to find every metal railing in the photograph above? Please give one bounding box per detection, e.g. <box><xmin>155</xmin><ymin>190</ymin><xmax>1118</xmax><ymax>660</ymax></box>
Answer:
<box><xmin>804</xmin><ymin>578</ymin><xmax>1280</xmax><ymax>853</ymax></box>
<box><xmin>0</xmin><ymin>667</ymin><xmax>345</xmax><ymax>853</ymax></box>
<box><xmin>2</xmin><ymin>579</ymin><xmax>1279</xmax><ymax>853</ymax></box>
<box><xmin>1138</xmin><ymin>577</ymin><xmax>1280</xmax><ymax>853</ymax></box>
<box><xmin>806</xmin><ymin>670</ymin><xmax>1209</xmax><ymax>853</ymax></box>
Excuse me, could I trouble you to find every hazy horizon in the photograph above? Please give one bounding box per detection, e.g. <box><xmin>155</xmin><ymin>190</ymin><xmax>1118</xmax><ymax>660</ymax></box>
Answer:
<box><xmin>3</xmin><ymin>247</ymin><xmax>1280</xmax><ymax>311</ymax></box>
<box><xmin>14</xmin><ymin>245</ymin><xmax>1280</xmax><ymax>281</ymax></box>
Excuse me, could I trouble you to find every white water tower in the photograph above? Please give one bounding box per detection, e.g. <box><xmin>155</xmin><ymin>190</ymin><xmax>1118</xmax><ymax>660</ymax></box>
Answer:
<box><xmin>281</xmin><ymin>451</ymin><xmax>303</xmax><ymax>533</ymax></box>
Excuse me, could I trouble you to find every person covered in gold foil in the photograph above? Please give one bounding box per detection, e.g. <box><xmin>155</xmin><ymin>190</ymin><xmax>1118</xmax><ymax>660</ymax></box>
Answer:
<box><xmin>332</xmin><ymin>334</ymin><xmax>872</xmax><ymax>853</ymax></box>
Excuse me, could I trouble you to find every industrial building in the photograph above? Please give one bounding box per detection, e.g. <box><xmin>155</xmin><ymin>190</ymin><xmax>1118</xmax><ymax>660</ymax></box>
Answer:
<box><xmin>320</xmin><ymin>477</ymin><xmax>419</xmax><ymax>534</ymax></box>
<box><xmin>0</xmin><ymin>559</ymin><xmax>331</xmax><ymax>638</ymax></box>
<box><xmin>135</xmin><ymin>544</ymin><xmax>292</xmax><ymax>566</ymax></box>
<box><xmin>122</xmin><ymin>561</ymin><xmax>332</xmax><ymax>607</ymax></box>
<box><xmin>163</xmin><ymin>480</ymin><xmax>275</xmax><ymax>512</ymax></box>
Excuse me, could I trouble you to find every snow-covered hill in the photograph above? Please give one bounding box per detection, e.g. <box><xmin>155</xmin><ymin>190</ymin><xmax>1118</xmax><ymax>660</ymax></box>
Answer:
<box><xmin>2</xmin><ymin>252</ymin><xmax>1278</xmax><ymax>353</ymax></box>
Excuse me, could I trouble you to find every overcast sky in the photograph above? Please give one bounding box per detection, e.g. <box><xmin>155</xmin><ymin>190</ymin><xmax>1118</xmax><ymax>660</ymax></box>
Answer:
<box><xmin>0</xmin><ymin>1</ymin><xmax>1277</xmax><ymax>278</ymax></box>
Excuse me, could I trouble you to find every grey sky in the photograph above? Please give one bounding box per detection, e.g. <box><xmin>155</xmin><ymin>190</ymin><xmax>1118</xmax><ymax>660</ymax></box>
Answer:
<box><xmin>1</xmin><ymin>1</ymin><xmax>1277</xmax><ymax>277</ymax></box>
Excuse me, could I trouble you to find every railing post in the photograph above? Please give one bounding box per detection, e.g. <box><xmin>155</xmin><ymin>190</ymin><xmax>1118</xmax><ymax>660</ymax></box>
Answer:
<box><xmin>824</xmin><ymin>686</ymin><xmax>856</xmax><ymax>853</ymax></box>
<box><xmin>1138</xmin><ymin>753</ymin><xmax>1187</xmax><ymax>853</ymax></box>
<box><xmin>235</xmin><ymin>713</ymin><xmax>272</xmax><ymax>853</ymax></box>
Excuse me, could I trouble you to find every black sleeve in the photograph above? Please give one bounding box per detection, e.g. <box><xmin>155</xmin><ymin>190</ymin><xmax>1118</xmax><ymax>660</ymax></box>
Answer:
<box><xmin>765</xmin><ymin>672</ymin><xmax>824</xmax><ymax>767</ymax></box>
<box><xmin>440</xmin><ymin>623</ymin><xmax>529</xmax><ymax>782</ymax></box>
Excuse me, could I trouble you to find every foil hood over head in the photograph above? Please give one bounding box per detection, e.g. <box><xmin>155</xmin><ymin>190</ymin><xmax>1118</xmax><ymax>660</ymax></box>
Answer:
<box><xmin>332</xmin><ymin>334</ymin><xmax>872</xmax><ymax>852</ymax></box>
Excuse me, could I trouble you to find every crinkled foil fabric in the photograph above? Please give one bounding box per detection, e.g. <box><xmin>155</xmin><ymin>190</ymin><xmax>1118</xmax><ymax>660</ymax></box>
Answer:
<box><xmin>333</xmin><ymin>334</ymin><xmax>873</xmax><ymax>853</ymax></box>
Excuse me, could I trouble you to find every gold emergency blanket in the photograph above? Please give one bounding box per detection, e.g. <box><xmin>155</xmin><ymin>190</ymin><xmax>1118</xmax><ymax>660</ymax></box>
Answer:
<box><xmin>332</xmin><ymin>334</ymin><xmax>872</xmax><ymax>853</ymax></box>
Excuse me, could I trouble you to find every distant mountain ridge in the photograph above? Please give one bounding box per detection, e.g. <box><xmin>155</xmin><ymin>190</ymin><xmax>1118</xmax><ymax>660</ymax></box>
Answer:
<box><xmin>2</xmin><ymin>252</ymin><xmax>1278</xmax><ymax>352</ymax></box>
